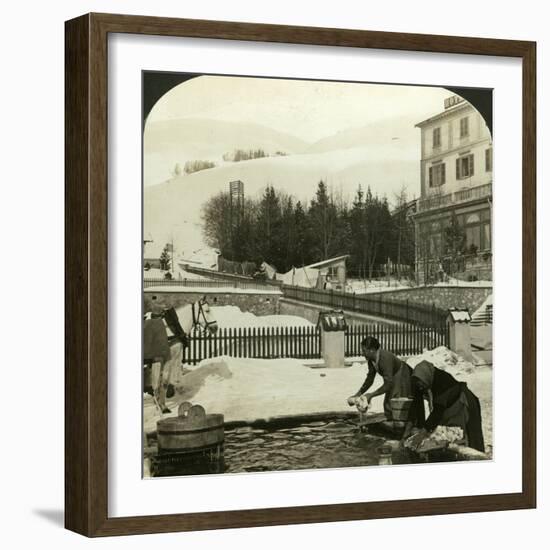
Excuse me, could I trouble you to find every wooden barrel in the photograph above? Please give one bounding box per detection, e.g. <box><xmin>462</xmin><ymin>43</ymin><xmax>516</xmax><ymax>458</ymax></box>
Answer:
<box><xmin>157</xmin><ymin>404</ymin><xmax>224</xmax><ymax>455</ymax></box>
<box><xmin>390</xmin><ymin>398</ymin><xmax>413</xmax><ymax>421</ymax></box>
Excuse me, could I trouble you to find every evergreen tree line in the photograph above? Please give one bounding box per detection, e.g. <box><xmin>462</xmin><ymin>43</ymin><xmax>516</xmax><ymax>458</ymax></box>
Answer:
<box><xmin>222</xmin><ymin>148</ymin><xmax>269</xmax><ymax>162</ymax></box>
<box><xmin>201</xmin><ymin>180</ymin><xmax>415</xmax><ymax>278</ymax></box>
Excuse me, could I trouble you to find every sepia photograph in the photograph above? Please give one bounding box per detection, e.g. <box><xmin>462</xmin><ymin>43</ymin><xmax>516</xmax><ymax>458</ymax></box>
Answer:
<box><xmin>141</xmin><ymin>73</ymin><xmax>493</xmax><ymax>478</ymax></box>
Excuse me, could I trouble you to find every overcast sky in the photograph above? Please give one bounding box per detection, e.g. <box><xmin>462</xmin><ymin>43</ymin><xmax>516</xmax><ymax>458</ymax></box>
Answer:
<box><xmin>147</xmin><ymin>75</ymin><xmax>451</xmax><ymax>144</ymax></box>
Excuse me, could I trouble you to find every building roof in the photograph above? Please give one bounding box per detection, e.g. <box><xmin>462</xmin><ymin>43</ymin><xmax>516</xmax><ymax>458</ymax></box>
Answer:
<box><xmin>305</xmin><ymin>255</ymin><xmax>350</xmax><ymax>269</ymax></box>
<box><xmin>447</xmin><ymin>309</ymin><xmax>472</xmax><ymax>323</ymax></box>
<box><xmin>415</xmin><ymin>101</ymin><xmax>471</xmax><ymax>128</ymax></box>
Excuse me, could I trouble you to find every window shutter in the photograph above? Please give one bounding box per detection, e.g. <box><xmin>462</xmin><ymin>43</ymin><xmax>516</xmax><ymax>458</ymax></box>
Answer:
<box><xmin>456</xmin><ymin>159</ymin><xmax>460</xmax><ymax>179</ymax></box>
<box><xmin>441</xmin><ymin>163</ymin><xmax>446</xmax><ymax>184</ymax></box>
<box><xmin>429</xmin><ymin>166</ymin><xmax>433</xmax><ymax>187</ymax></box>
<box><xmin>469</xmin><ymin>154</ymin><xmax>474</xmax><ymax>176</ymax></box>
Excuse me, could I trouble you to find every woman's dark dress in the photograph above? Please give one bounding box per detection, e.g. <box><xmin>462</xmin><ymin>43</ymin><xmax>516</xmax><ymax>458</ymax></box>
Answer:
<box><xmin>410</xmin><ymin>367</ymin><xmax>485</xmax><ymax>452</ymax></box>
<box><xmin>357</xmin><ymin>350</ymin><xmax>424</xmax><ymax>424</ymax></box>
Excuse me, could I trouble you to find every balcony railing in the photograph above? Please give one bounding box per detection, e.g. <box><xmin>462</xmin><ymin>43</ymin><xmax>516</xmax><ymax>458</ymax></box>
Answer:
<box><xmin>417</xmin><ymin>182</ymin><xmax>492</xmax><ymax>213</ymax></box>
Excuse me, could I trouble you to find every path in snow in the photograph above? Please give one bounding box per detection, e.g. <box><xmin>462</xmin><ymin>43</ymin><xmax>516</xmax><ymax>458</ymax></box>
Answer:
<box><xmin>210</xmin><ymin>305</ymin><xmax>313</xmax><ymax>329</ymax></box>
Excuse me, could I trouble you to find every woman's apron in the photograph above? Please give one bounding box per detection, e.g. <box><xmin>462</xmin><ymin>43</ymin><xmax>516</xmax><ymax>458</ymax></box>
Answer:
<box><xmin>436</xmin><ymin>384</ymin><xmax>470</xmax><ymax>443</ymax></box>
<box><xmin>380</xmin><ymin>361</ymin><xmax>413</xmax><ymax>420</ymax></box>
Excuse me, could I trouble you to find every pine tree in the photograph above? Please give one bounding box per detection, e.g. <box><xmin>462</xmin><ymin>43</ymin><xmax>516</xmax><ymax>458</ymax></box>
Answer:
<box><xmin>309</xmin><ymin>180</ymin><xmax>338</xmax><ymax>260</ymax></box>
<box><xmin>255</xmin><ymin>185</ymin><xmax>283</xmax><ymax>269</ymax></box>
<box><xmin>293</xmin><ymin>200</ymin><xmax>313</xmax><ymax>267</ymax></box>
<box><xmin>159</xmin><ymin>245</ymin><xmax>171</xmax><ymax>271</ymax></box>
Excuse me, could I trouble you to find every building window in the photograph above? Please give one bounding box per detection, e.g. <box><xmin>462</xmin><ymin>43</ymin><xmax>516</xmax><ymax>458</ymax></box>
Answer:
<box><xmin>460</xmin><ymin>116</ymin><xmax>469</xmax><ymax>138</ymax></box>
<box><xmin>433</xmin><ymin>127</ymin><xmax>441</xmax><ymax>148</ymax></box>
<box><xmin>429</xmin><ymin>163</ymin><xmax>446</xmax><ymax>187</ymax></box>
<box><xmin>463</xmin><ymin>208</ymin><xmax>491</xmax><ymax>252</ymax></box>
<box><xmin>456</xmin><ymin>154</ymin><xmax>474</xmax><ymax>179</ymax></box>
<box><xmin>485</xmin><ymin>148</ymin><xmax>492</xmax><ymax>172</ymax></box>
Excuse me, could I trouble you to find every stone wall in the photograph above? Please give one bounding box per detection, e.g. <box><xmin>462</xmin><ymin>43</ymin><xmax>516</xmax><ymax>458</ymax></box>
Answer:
<box><xmin>367</xmin><ymin>285</ymin><xmax>492</xmax><ymax>314</ymax></box>
<box><xmin>144</xmin><ymin>289</ymin><xmax>280</xmax><ymax>317</ymax></box>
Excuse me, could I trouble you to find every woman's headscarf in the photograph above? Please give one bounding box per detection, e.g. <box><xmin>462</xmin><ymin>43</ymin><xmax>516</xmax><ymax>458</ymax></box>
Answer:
<box><xmin>412</xmin><ymin>360</ymin><xmax>436</xmax><ymax>388</ymax></box>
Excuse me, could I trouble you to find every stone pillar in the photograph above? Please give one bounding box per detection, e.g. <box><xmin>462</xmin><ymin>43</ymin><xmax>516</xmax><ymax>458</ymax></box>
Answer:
<box><xmin>318</xmin><ymin>311</ymin><xmax>347</xmax><ymax>368</ymax></box>
<box><xmin>446</xmin><ymin>309</ymin><xmax>472</xmax><ymax>362</ymax></box>
<box><xmin>321</xmin><ymin>331</ymin><xmax>345</xmax><ymax>368</ymax></box>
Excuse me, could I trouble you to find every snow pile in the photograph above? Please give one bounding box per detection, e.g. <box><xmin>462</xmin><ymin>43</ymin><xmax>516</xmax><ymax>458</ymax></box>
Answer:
<box><xmin>178</xmin><ymin>246</ymin><xmax>220</xmax><ymax>270</ymax></box>
<box><xmin>406</xmin><ymin>346</ymin><xmax>472</xmax><ymax>372</ymax></box>
<box><xmin>211</xmin><ymin>306</ymin><xmax>313</xmax><ymax>329</ymax></box>
<box><xmin>143</xmin><ymin>356</ymin><xmax>382</xmax><ymax>432</ymax></box>
<box><xmin>348</xmin><ymin>279</ymin><xmax>411</xmax><ymax>294</ymax></box>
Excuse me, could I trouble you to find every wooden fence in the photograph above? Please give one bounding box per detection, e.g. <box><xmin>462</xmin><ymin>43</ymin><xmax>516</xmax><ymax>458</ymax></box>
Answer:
<box><xmin>282</xmin><ymin>285</ymin><xmax>448</xmax><ymax>328</ymax></box>
<box><xmin>143</xmin><ymin>277</ymin><xmax>281</xmax><ymax>292</ymax></box>
<box><xmin>183</xmin><ymin>266</ymin><xmax>282</xmax><ymax>288</ymax></box>
<box><xmin>183</xmin><ymin>323</ymin><xmax>449</xmax><ymax>365</ymax></box>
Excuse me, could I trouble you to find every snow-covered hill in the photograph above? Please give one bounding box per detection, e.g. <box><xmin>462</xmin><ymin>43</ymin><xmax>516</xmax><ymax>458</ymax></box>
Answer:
<box><xmin>144</xmin><ymin>146</ymin><xmax>419</xmax><ymax>258</ymax></box>
<box><xmin>144</xmin><ymin>117</ymin><xmax>308</xmax><ymax>187</ymax></box>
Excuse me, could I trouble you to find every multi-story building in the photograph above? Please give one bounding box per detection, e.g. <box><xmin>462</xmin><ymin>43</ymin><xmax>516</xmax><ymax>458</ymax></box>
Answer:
<box><xmin>413</xmin><ymin>95</ymin><xmax>493</xmax><ymax>284</ymax></box>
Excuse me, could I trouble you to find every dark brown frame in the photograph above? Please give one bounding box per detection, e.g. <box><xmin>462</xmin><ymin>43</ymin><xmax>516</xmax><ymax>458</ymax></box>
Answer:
<box><xmin>65</xmin><ymin>12</ymin><xmax>537</xmax><ymax>537</ymax></box>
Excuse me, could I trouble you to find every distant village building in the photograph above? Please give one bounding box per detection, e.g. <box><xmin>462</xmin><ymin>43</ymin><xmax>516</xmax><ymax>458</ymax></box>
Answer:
<box><xmin>143</xmin><ymin>240</ymin><xmax>163</xmax><ymax>269</ymax></box>
<box><xmin>413</xmin><ymin>95</ymin><xmax>493</xmax><ymax>284</ymax></box>
<box><xmin>279</xmin><ymin>255</ymin><xmax>349</xmax><ymax>289</ymax></box>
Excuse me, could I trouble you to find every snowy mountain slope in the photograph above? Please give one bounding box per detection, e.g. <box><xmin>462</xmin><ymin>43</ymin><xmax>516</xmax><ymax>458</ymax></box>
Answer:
<box><xmin>144</xmin><ymin>146</ymin><xmax>419</xmax><ymax>259</ymax></box>
<box><xmin>144</xmin><ymin>117</ymin><xmax>308</xmax><ymax>187</ymax></box>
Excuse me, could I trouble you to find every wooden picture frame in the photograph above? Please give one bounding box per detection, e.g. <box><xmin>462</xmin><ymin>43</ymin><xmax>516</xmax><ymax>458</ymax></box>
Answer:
<box><xmin>65</xmin><ymin>12</ymin><xmax>536</xmax><ymax>537</ymax></box>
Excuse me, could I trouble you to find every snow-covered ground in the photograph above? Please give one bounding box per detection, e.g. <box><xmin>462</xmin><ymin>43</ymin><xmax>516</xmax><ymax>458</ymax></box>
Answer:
<box><xmin>143</xmin><ymin>268</ymin><xmax>171</xmax><ymax>279</ymax></box>
<box><xmin>176</xmin><ymin>269</ymin><xmax>210</xmax><ymax>280</ymax></box>
<box><xmin>472</xmin><ymin>294</ymin><xmax>493</xmax><ymax>318</ymax></box>
<box><xmin>177</xmin><ymin>247</ymin><xmax>220</xmax><ymax>271</ymax></box>
<box><xmin>145</xmin><ymin>286</ymin><xmax>282</xmax><ymax>295</ymax></box>
<box><xmin>347</xmin><ymin>279</ymin><xmax>412</xmax><ymax>294</ymax></box>
<box><xmin>212</xmin><ymin>305</ymin><xmax>313</xmax><ymax>328</ymax></box>
<box><xmin>470</xmin><ymin>294</ymin><xmax>493</xmax><ymax>359</ymax></box>
<box><xmin>434</xmin><ymin>277</ymin><xmax>492</xmax><ymax>288</ymax></box>
<box><xmin>144</xmin><ymin>346</ymin><xmax>492</xmax><ymax>455</ymax></box>
<box><xmin>347</xmin><ymin>278</ymin><xmax>493</xmax><ymax>294</ymax></box>
<box><xmin>143</xmin><ymin>268</ymin><xmax>209</xmax><ymax>280</ymax></box>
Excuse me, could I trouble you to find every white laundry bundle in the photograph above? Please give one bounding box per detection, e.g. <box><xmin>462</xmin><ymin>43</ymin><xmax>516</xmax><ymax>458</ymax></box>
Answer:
<box><xmin>355</xmin><ymin>395</ymin><xmax>370</xmax><ymax>413</ymax></box>
<box><xmin>429</xmin><ymin>425</ymin><xmax>464</xmax><ymax>444</ymax></box>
